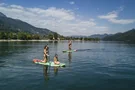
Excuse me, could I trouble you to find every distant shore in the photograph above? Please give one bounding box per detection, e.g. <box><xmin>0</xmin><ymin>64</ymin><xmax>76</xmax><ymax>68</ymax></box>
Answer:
<box><xmin>0</xmin><ymin>39</ymin><xmax>84</xmax><ymax>42</ymax></box>
<box><xmin>0</xmin><ymin>39</ymin><xmax>51</xmax><ymax>42</ymax></box>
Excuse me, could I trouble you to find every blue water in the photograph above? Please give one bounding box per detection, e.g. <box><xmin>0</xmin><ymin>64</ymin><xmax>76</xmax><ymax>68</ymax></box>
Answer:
<box><xmin>0</xmin><ymin>41</ymin><xmax>135</xmax><ymax>90</ymax></box>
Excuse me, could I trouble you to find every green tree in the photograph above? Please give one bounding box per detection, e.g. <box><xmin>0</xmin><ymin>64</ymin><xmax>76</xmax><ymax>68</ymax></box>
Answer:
<box><xmin>12</xmin><ymin>33</ymin><xmax>17</xmax><ymax>39</ymax></box>
<box><xmin>32</xmin><ymin>34</ymin><xmax>40</xmax><ymax>40</ymax></box>
<box><xmin>27</xmin><ymin>34</ymin><xmax>32</xmax><ymax>40</ymax></box>
<box><xmin>8</xmin><ymin>32</ymin><xmax>13</xmax><ymax>39</ymax></box>
<box><xmin>0</xmin><ymin>32</ymin><xmax>4</xmax><ymax>39</ymax></box>
<box><xmin>54</xmin><ymin>32</ymin><xmax>58</xmax><ymax>40</ymax></box>
<box><xmin>17</xmin><ymin>32</ymin><xmax>27</xmax><ymax>40</ymax></box>
<box><xmin>80</xmin><ymin>37</ymin><xmax>83</xmax><ymax>40</ymax></box>
<box><xmin>48</xmin><ymin>33</ymin><xmax>53</xmax><ymax>40</ymax></box>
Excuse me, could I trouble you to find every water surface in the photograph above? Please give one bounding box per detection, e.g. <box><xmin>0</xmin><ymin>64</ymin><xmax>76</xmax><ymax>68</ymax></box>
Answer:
<box><xmin>0</xmin><ymin>41</ymin><xmax>135</xmax><ymax>90</ymax></box>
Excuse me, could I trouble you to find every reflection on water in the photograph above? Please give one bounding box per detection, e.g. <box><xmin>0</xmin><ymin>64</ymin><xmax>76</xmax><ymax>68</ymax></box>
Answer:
<box><xmin>68</xmin><ymin>52</ymin><xmax>72</xmax><ymax>63</ymax></box>
<box><xmin>0</xmin><ymin>41</ymin><xmax>33</xmax><ymax>56</ymax></box>
<box><xmin>54</xmin><ymin>66</ymin><xmax>59</xmax><ymax>76</ymax></box>
<box><xmin>0</xmin><ymin>61</ymin><xmax>6</xmax><ymax>67</ymax></box>
<box><xmin>43</xmin><ymin>66</ymin><xmax>49</xmax><ymax>81</ymax></box>
<box><xmin>43</xmin><ymin>65</ymin><xmax>59</xmax><ymax>81</ymax></box>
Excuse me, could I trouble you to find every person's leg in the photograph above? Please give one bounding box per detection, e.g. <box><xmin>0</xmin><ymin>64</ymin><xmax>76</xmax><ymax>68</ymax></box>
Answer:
<box><xmin>69</xmin><ymin>44</ymin><xmax>72</xmax><ymax>50</ymax></box>
<box><xmin>42</xmin><ymin>55</ymin><xmax>47</xmax><ymax>63</ymax></box>
<box><xmin>54</xmin><ymin>61</ymin><xmax>60</xmax><ymax>64</ymax></box>
<box><xmin>57</xmin><ymin>61</ymin><xmax>60</xmax><ymax>64</ymax></box>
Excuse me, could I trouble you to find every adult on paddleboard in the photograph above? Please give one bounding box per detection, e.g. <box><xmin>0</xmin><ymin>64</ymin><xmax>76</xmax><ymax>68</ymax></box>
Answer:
<box><xmin>54</xmin><ymin>54</ymin><xmax>60</xmax><ymax>65</ymax></box>
<box><xmin>68</xmin><ymin>40</ymin><xmax>72</xmax><ymax>50</ymax></box>
<box><xmin>42</xmin><ymin>45</ymin><xmax>49</xmax><ymax>63</ymax></box>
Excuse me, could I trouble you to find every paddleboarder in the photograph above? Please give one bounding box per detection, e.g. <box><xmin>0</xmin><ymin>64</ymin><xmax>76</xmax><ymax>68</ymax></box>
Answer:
<box><xmin>42</xmin><ymin>45</ymin><xmax>49</xmax><ymax>63</ymax></box>
<box><xmin>54</xmin><ymin>54</ymin><xmax>60</xmax><ymax>64</ymax></box>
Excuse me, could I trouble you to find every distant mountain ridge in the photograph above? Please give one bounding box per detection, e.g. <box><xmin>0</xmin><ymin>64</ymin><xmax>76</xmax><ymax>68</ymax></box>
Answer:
<box><xmin>103</xmin><ymin>29</ymin><xmax>135</xmax><ymax>43</ymax></box>
<box><xmin>89</xmin><ymin>34</ymin><xmax>112</xmax><ymax>39</ymax></box>
<box><xmin>0</xmin><ymin>12</ymin><xmax>7</xmax><ymax>17</ymax></box>
<box><xmin>69</xmin><ymin>34</ymin><xmax>112</xmax><ymax>39</ymax></box>
<box><xmin>0</xmin><ymin>12</ymin><xmax>55</xmax><ymax>35</ymax></box>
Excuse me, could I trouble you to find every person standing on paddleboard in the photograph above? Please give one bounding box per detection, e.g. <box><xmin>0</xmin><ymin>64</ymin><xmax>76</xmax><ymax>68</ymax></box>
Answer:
<box><xmin>42</xmin><ymin>45</ymin><xmax>49</xmax><ymax>63</ymax></box>
<box><xmin>54</xmin><ymin>54</ymin><xmax>60</xmax><ymax>65</ymax></box>
<box><xmin>68</xmin><ymin>40</ymin><xmax>72</xmax><ymax>50</ymax></box>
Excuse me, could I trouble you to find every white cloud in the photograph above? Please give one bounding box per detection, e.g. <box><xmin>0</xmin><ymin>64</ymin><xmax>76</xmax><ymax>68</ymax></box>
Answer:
<box><xmin>10</xmin><ymin>5</ymin><xmax>24</xmax><ymax>9</ymax></box>
<box><xmin>109</xmin><ymin>18</ymin><xmax>135</xmax><ymax>24</ymax></box>
<box><xmin>0</xmin><ymin>3</ymin><xmax>108</xmax><ymax>35</ymax></box>
<box><xmin>69</xmin><ymin>1</ymin><xmax>75</xmax><ymax>5</ymax></box>
<box><xmin>0</xmin><ymin>3</ymin><xmax>6</xmax><ymax>6</ymax></box>
<box><xmin>98</xmin><ymin>11</ymin><xmax>118</xmax><ymax>19</ymax></box>
<box><xmin>98</xmin><ymin>7</ymin><xmax>135</xmax><ymax>24</ymax></box>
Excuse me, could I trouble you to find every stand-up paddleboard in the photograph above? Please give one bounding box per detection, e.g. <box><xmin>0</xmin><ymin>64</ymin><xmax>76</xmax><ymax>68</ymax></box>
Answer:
<box><xmin>62</xmin><ymin>50</ymin><xmax>77</xmax><ymax>53</ymax></box>
<box><xmin>33</xmin><ymin>59</ymin><xmax>65</xmax><ymax>67</ymax></box>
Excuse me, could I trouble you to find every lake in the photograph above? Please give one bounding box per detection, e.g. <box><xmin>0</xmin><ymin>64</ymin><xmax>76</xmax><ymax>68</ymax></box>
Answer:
<box><xmin>0</xmin><ymin>41</ymin><xmax>135</xmax><ymax>90</ymax></box>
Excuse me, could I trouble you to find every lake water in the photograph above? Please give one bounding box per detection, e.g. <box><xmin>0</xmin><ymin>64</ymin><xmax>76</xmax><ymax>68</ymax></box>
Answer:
<box><xmin>0</xmin><ymin>41</ymin><xmax>135</xmax><ymax>90</ymax></box>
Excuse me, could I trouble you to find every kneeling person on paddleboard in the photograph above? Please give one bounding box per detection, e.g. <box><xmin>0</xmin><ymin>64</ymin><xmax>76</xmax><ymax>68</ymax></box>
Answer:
<box><xmin>54</xmin><ymin>54</ymin><xmax>60</xmax><ymax>65</ymax></box>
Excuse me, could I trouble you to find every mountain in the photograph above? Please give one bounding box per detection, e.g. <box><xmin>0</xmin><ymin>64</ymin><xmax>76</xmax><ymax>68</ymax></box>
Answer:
<box><xmin>68</xmin><ymin>35</ymin><xmax>87</xmax><ymax>38</ymax></box>
<box><xmin>103</xmin><ymin>29</ymin><xmax>135</xmax><ymax>43</ymax></box>
<box><xmin>0</xmin><ymin>12</ymin><xmax>7</xmax><ymax>17</ymax></box>
<box><xmin>89</xmin><ymin>34</ymin><xmax>112</xmax><ymax>39</ymax></box>
<box><xmin>0</xmin><ymin>12</ymin><xmax>54</xmax><ymax>35</ymax></box>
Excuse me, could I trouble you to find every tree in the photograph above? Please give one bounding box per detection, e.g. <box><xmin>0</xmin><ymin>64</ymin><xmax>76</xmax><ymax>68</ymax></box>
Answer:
<box><xmin>8</xmin><ymin>32</ymin><xmax>13</xmax><ymax>39</ymax></box>
<box><xmin>80</xmin><ymin>37</ymin><xmax>83</xmax><ymax>40</ymax></box>
<box><xmin>17</xmin><ymin>32</ymin><xmax>27</xmax><ymax>40</ymax></box>
<box><xmin>32</xmin><ymin>34</ymin><xmax>40</xmax><ymax>40</ymax></box>
<box><xmin>0</xmin><ymin>32</ymin><xmax>5</xmax><ymax>39</ymax></box>
<box><xmin>54</xmin><ymin>32</ymin><xmax>58</xmax><ymax>40</ymax></box>
<box><xmin>48</xmin><ymin>33</ymin><xmax>53</xmax><ymax>40</ymax></box>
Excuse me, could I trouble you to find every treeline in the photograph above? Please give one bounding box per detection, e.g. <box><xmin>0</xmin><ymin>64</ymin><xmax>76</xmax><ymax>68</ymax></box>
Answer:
<box><xmin>0</xmin><ymin>32</ymin><xmax>40</xmax><ymax>40</ymax></box>
<box><xmin>0</xmin><ymin>31</ymin><xmax>61</xmax><ymax>40</ymax></box>
<box><xmin>63</xmin><ymin>37</ymin><xmax>100</xmax><ymax>41</ymax></box>
<box><xmin>0</xmin><ymin>31</ymin><xmax>100</xmax><ymax>41</ymax></box>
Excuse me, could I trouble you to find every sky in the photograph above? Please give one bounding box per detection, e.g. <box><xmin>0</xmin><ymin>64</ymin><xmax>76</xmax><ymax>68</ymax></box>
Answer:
<box><xmin>0</xmin><ymin>0</ymin><xmax>135</xmax><ymax>36</ymax></box>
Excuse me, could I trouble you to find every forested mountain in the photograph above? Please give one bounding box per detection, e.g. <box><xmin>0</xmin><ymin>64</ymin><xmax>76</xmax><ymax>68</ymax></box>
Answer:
<box><xmin>0</xmin><ymin>12</ymin><xmax>54</xmax><ymax>35</ymax></box>
<box><xmin>103</xmin><ymin>29</ymin><xmax>135</xmax><ymax>43</ymax></box>
<box><xmin>89</xmin><ymin>34</ymin><xmax>112</xmax><ymax>39</ymax></box>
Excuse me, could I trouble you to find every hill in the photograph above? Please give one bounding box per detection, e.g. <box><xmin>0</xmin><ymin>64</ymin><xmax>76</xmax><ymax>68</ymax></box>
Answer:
<box><xmin>0</xmin><ymin>12</ymin><xmax>54</xmax><ymax>35</ymax></box>
<box><xmin>89</xmin><ymin>34</ymin><xmax>112</xmax><ymax>39</ymax></box>
<box><xmin>103</xmin><ymin>29</ymin><xmax>135</xmax><ymax>43</ymax></box>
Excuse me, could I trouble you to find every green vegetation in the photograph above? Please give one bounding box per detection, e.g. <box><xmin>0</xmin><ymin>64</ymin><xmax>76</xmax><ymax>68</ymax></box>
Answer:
<box><xmin>103</xmin><ymin>29</ymin><xmax>135</xmax><ymax>43</ymax></box>
<box><xmin>0</xmin><ymin>12</ymin><xmax>100</xmax><ymax>41</ymax></box>
<box><xmin>0</xmin><ymin>32</ymin><xmax>40</xmax><ymax>40</ymax></box>
<box><xmin>62</xmin><ymin>36</ymin><xmax>100</xmax><ymax>41</ymax></box>
<box><xmin>0</xmin><ymin>31</ymin><xmax>100</xmax><ymax>41</ymax></box>
<box><xmin>47</xmin><ymin>33</ymin><xmax>53</xmax><ymax>40</ymax></box>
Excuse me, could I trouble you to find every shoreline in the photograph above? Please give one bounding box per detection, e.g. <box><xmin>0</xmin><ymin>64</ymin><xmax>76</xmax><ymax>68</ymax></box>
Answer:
<box><xmin>0</xmin><ymin>39</ymin><xmax>83</xmax><ymax>42</ymax></box>
<box><xmin>0</xmin><ymin>39</ymin><xmax>57</xmax><ymax>42</ymax></box>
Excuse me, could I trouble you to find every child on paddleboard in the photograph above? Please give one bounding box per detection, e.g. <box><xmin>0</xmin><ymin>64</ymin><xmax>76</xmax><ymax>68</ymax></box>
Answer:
<box><xmin>54</xmin><ymin>54</ymin><xmax>60</xmax><ymax>65</ymax></box>
<box><xmin>42</xmin><ymin>45</ymin><xmax>49</xmax><ymax>63</ymax></box>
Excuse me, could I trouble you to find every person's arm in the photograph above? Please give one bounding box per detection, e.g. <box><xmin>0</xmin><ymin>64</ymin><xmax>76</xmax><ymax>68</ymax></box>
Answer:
<box><xmin>44</xmin><ymin>50</ymin><xmax>49</xmax><ymax>56</ymax></box>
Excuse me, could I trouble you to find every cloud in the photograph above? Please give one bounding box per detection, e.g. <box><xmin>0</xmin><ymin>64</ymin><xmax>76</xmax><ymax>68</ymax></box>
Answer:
<box><xmin>69</xmin><ymin>1</ymin><xmax>75</xmax><ymax>5</ymax></box>
<box><xmin>0</xmin><ymin>3</ymin><xmax>6</xmax><ymax>6</ymax></box>
<box><xmin>98</xmin><ymin>7</ymin><xmax>135</xmax><ymax>24</ymax></box>
<box><xmin>10</xmin><ymin>4</ymin><xmax>24</xmax><ymax>9</ymax></box>
<box><xmin>0</xmin><ymin>3</ymin><xmax>108</xmax><ymax>35</ymax></box>
<box><xmin>98</xmin><ymin>11</ymin><xmax>118</xmax><ymax>19</ymax></box>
